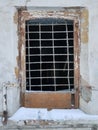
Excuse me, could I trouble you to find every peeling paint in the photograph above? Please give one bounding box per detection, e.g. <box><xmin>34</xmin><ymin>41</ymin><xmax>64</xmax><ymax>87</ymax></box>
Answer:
<box><xmin>81</xmin><ymin>8</ymin><xmax>89</xmax><ymax>43</ymax></box>
<box><xmin>14</xmin><ymin>11</ymin><xmax>18</xmax><ymax>24</ymax></box>
<box><xmin>81</xmin><ymin>30</ymin><xmax>88</xmax><ymax>43</ymax></box>
<box><xmin>14</xmin><ymin>56</ymin><xmax>20</xmax><ymax>81</ymax></box>
<box><xmin>15</xmin><ymin>67</ymin><xmax>19</xmax><ymax>79</ymax></box>
<box><xmin>81</xmin><ymin>77</ymin><xmax>92</xmax><ymax>103</ymax></box>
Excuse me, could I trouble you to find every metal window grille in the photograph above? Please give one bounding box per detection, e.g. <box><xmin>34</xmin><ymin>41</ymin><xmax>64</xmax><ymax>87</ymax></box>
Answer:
<box><xmin>25</xmin><ymin>18</ymin><xmax>74</xmax><ymax>91</ymax></box>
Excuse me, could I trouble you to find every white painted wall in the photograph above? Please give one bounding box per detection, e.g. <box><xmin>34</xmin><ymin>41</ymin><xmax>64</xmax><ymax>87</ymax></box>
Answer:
<box><xmin>0</xmin><ymin>0</ymin><xmax>98</xmax><ymax>115</ymax></box>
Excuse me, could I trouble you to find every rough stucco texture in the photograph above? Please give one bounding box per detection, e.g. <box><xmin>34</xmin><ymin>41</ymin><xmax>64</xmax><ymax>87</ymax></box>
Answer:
<box><xmin>0</xmin><ymin>0</ymin><xmax>98</xmax><ymax>115</ymax></box>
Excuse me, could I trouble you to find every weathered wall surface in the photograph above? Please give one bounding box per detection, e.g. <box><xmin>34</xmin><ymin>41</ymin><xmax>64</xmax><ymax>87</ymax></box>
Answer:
<box><xmin>0</xmin><ymin>0</ymin><xmax>98</xmax><ymax>116</ymax></box>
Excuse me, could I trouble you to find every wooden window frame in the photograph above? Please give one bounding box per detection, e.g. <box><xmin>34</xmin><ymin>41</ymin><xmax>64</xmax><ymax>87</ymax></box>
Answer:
<box><xmin>18</xmin><ymin>8</ymin><xmax>80</xmax><ymax>109</ymax></box>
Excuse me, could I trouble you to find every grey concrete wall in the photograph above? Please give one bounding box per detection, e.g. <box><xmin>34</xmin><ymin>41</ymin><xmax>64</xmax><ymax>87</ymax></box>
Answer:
<box><xmin>0</xmin><ymin>0</ymin><xmax>98</xmax><ymax>115</ymax></box>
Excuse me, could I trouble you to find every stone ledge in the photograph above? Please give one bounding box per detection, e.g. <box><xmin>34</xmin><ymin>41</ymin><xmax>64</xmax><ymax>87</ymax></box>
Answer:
<box><xmin>1</xmin><ymin>108</ymin><xmax>98</xmax><ymax>129</ymax></box>
<box><xmin>1</xmin><ymin>119</ymin><xmax>98</xmax><ymax>130</ymax></box>
<box><xmin>7</xmin><ymin>119</ymin><xmax>98</xmax><ymax>126</ymax></box>
<box><xmin>1</xmin><ymin>123</ymin><xmax>98</xmax><ymax>130</ymax></box>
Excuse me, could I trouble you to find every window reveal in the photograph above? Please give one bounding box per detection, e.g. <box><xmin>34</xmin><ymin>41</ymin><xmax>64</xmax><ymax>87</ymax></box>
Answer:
<box><xmin>25</xmin><ymin>18</ymin><xmax>74</xmax><ymax>91</ymax></box>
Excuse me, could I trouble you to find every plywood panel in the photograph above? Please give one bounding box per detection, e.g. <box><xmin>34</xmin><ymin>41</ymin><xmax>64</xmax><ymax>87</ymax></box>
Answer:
<box><xmin>24</xmin><ymin>92</ymin><xmax>71</xmax><ymax>109</ymax></box>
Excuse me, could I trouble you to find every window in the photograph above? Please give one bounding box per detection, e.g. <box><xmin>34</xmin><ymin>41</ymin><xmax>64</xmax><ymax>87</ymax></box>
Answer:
<box><xmin>25</xmin><ymin>18</ymin><xmax>74</xmax><ymax>92</ymax></box>
<box><xmin>18</xmin><ymin>9</ymin><xmax>79</xmax><ymax>109</ymax></box>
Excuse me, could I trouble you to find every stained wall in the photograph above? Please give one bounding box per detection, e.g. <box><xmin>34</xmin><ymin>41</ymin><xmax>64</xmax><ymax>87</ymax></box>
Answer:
<box><xmin>0</xmin><ymin>0</ymin><xmax>98</xmax><ymax>115</ymax></box>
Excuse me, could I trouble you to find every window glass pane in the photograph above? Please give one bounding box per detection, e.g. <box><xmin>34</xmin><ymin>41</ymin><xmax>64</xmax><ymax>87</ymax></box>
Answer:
<box><xmin>54</xmin><ymin>33</ymin><xmax>66</xmax><ymax>39</ymax></box>
<box><xmin>41</xmin><ymin>40</ymin><xmax>52</xmax><ymax>46</ymax></box>
<box><xmin>29</xmin><ymin>33</ymin><xmax>39</xmax><ymax>39</ymax></box>
<box><xmin>25</xmin><ymin>18</ymin><xmax>74</xmax><ymax>91</ymax></box>
<box><xmin>41</xmin><ymin>33</ymin><xmax>52</xmax><ymax>39</ymax></box>
<box><xmin>29</xmin><ymin>25</ymin><xmax>39</xmax><ymax>31</ymax></box>
<box><xmin>41</xmin><ymin>25</ymin><xmax>52</xmax><ymax>31</ymax></box>
<box><xmin>53</xmin><ymin>25</ymin><xmax>66</xmax><ymax>31</ymax></box>
<box><xmin>41</xmin><ymin>48</ymin><xmax>53</xmax><ymax>54</ymax></box>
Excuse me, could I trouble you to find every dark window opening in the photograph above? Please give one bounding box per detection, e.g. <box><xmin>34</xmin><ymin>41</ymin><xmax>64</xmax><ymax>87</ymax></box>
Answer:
<box><xmin>25</xmin><ymin>18</ymin><xmax>74</xmax><ymax>91</ymax></box>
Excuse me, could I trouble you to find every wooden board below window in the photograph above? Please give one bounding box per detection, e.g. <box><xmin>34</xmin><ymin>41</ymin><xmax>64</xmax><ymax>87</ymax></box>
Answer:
<box><xmin>23</xmin><ymin>92</ymin><xmax>72</xmax><ymax>109</ymax></box>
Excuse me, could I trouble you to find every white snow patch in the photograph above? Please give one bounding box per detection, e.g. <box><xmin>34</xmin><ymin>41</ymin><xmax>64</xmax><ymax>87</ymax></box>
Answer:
<box><xmin>9</xmin><ymin>107</ymin><xmax>98</xmax><ymax>121</ymax></box>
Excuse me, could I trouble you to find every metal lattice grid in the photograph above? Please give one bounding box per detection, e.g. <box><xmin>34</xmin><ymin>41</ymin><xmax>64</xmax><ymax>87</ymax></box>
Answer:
<box><xmin>25</xmin><ymin>18</ymin><xmax>74</xmax><ymax>91</ymax></box>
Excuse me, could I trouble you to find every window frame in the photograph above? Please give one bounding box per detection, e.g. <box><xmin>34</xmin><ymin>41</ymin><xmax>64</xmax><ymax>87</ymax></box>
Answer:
<box><xmin>18</xmin><ymin>8</ymin><xmax>80</xmax><ymax>109</ymax></box>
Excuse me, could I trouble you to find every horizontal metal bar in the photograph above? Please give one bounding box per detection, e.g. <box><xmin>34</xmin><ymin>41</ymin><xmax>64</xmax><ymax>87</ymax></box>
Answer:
<box><xmin>26</xmin><ymin>61</ymin><xmax>74</xmax><ymax>64</ymax></box>
<box><xmin>26</xmin><ymin>46</ymin><xmax>73</xmax><ymax>48</ymax></box>
<box><xmin>26</xmin><ymin>54</ymin><xmax>74</xmax><ymax>56</ymax></box>
<box><xmin>26</xmin><ymin>38</ymin><xmax>73</xmax><ymax>41</ymax></box>
<box><xmin>26</xmin><ymin>76</ymin><xmax>74</xmax><ymax>79</ymax></box>
<box><xmin>26</xmin><ymin>69</ymin><xmax>74</xmax><ymax>71</ymax></box>
<box><xmin>26</xmin><ymin>22</ymin><xmax>73</xmax><ymax>24</ymax></box>
<box><xmin>26</xmin><ymin>31</ymin><xmax>73</xmax><ymax>33</ymax></box>
<box><xmin>26</xmin><ymin>84</ymin><xmax>74</xmax><ymax>87</ymax></box>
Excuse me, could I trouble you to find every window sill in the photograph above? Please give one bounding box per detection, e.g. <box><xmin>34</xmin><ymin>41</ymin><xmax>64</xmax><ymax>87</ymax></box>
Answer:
<box><xmin>8</xmin><ymin>107</ymin><xmax>98</xmax><ymax>126</ymax></box>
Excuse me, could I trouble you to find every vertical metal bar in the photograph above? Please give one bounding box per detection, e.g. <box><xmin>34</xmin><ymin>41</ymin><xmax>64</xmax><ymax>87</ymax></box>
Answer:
<box><xmin>27</xmin><ymin>24</ymin><xmax>31</xmax><ymax>91</ymax></box>
<box><xmin>66</xmin><ymin>24</ymin><xmax>70</xmax><ymax>90</ymax></box>
<box><xmin>52</xmin><ymin>24</ymin><xmax>56</xmax><ymax>91</ymax></box>
<box><xmin>39</xmin><ymin>24</ymin><xmax>42</xmax><ymax>91</ymax></box>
